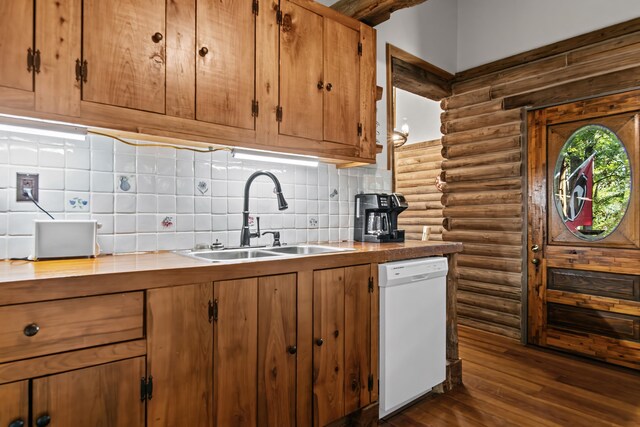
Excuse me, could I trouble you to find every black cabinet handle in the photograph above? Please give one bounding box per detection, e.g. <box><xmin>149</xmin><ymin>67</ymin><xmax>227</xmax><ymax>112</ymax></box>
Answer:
<box><xmin>315</xmin><ymin>338</ymin><xmax>324</xmax><ymax>347</ymax></box>
<box><xmin>287</xmin><ymin>345</ymin><xmax>297</xmax><ymax>355</ymax></box>
<box><xmin>8</xmin><ymin>419</ymin><xmax>25</xmax><ymax>427</ymax></box>
<box><xmin>326</xmin><ymin>83</ymin><xmax>333</xmax><ymax>92</ymax></box>
<box><xmin>35</xmin><ymin>415</ymin><xmax>51</xmax><ymax>427</ymax></box>
<box><xmin>199</xmin><ymin>47</ymin><xmax>209</xmax><ymax>57</ymax></box>
<box><xmin>23</xmin><ymin>323</ymin><xmax>40</xmax><ymax>337</ymax></box>
<box><xmin>151</xmin><ymin>32</ymin><xmax>163</xmax><ymax>43</ymax></box>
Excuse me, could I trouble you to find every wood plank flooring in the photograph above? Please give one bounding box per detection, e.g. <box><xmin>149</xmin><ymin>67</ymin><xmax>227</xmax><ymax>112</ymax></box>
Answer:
<box><xmin>382</xmin><ymin>326</ymin><xmax>640</xmax><ymax>427</ymax></box>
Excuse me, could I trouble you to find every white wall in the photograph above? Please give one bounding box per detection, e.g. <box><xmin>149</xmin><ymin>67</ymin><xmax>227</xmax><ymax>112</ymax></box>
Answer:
<box><xmin>395</xmin><ymin>89</ymin><xmax>443</xmax><ymax>144</ymax></box>
<box><xmin>457</xmin><ymin>0</ymin><xmax>640</xmax><ymax>71</ymax></box>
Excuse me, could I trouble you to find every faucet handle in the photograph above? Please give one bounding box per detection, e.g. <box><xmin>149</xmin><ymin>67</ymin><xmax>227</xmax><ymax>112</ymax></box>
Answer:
<box><xmin>262</xmin><ymin>231</ymin><xmax>281</xmax><ymax>247</ymax></box>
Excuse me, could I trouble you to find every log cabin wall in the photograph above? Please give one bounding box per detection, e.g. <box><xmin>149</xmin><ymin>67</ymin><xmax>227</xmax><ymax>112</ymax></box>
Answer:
<box><xmin>394</xmin><ymin>139</ymin><xmax>444</xmax><ymax>241</ymax></box>
<box><xmin>440</xmin><ymin>24</ymin><xmax>640</xmax><ymax>341</ymax></box>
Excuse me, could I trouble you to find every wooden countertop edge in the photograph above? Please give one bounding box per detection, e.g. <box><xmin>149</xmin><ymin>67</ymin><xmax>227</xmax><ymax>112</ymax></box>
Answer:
<box><xmin>0</xmin><ymin>241</ymin><xmax>463</xmax><ymax>305</ymax></box>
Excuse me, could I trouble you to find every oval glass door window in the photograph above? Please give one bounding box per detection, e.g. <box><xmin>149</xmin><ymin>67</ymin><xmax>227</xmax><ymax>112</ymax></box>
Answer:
<box><xmin>553</xmin><ymin>125</ymin><xmax>632</xmax><ymax>241</ymax></box>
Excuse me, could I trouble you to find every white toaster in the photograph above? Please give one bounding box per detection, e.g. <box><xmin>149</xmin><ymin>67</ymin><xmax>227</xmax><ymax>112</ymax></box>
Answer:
<box><xmin>31</xmin><ymin>220</ymin><xmax>100</xmax><ymax>260</ymax></box>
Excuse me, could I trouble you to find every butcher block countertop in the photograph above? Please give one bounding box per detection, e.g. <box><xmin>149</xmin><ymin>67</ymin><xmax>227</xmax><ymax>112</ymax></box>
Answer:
<box><xmin>0</xmin><ymin>241</ymin><xmax>462</xmax><ymax>305</ymax></box>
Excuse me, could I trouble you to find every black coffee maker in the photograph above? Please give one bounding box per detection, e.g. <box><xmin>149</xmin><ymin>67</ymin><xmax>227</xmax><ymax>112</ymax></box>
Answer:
<box><xmin>354</xmin><ymin>193</ymin><xmax>408</xmax><ymax>242</ymax></box>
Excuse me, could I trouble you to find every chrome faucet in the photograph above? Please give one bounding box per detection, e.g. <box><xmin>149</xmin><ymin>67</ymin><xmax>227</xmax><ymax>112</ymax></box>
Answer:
<box><xmin>240</xmin><ymin>171</ymin><xmax>288</xmax><ymax>247</ymax></box>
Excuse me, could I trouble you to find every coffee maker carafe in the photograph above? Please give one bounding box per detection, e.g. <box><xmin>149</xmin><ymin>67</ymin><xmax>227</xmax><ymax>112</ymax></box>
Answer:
<box><xmin>354</xmin><ymin>193</ymin><xmax>408</xmax><ymax>242</ymax></box>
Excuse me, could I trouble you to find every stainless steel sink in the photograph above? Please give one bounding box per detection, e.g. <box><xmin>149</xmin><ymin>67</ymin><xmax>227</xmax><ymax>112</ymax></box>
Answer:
<box><xmin>264</xmin><ymin>245</ymin><xmax>355</xmax><ymax>255</ymax></box>
<box><xmin>176</xmin><ymin>244</ymin><xmax>354</xmax><ymax>263</ymax></box>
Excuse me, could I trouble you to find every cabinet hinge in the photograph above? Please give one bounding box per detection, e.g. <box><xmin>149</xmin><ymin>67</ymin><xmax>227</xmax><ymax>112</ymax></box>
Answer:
<box><xmin>213</xmin><ymin>299</ymin><xmax>218</xmax><ymax>321</ymax></box>
<box><xmin>358</xmin><ymin>123</ymin><xmax>363</xmax><ymax>137</ymax></box>
<box><xmin>27</xmin><ymin>48</ymin><xmax>34</xmax><ymax>73</ymax></box>
<box><xmin>208</xmin><ymin>300</ymin><xmax>214</xmax><ymax>323</ymax></box>
<box><xmin>358</xmin><ymin>42</ymin><xmax>363</xmax><ymax>56</ymax></box>
<box><xmin>252</xmin><ymin>0</ymin><xmax>259</xmax><ymax>15</ymax></box>
<box><xmin>368</xmin><ymin>374</ymin><xmax>374</xmax><ymax>392</ymax></box>
<box><xmin>368</xmin><ymin>276</ymin><xmax>374</xmax><ymax>293</ymax></box>
<box><xmin>76</xmin><ymin>59</ymin><xmax>88</xmax><ymax>83</ymax></box>
<box><xmin>252</xmin><ymin>100</ymin><xmax>259</xmax><ymax>117</ymax></box>
<box><xmin>276</xmin><ymin>8</ymin><xmax>283</xmax><ymax>25</ymax></box>
<box><xmin>27</xmin><ymin>48</ymin><xmax>41</xmax><ymax>73</ymax></box>
<box><xmin>140</xmin><ymin>376</ymin><xmax>153</xmax><ymax>401</ymax></box>
<box><xmin>276</xmin><ymin>106</ymin><xmax>283</xmax><ymax>122</ymax></box>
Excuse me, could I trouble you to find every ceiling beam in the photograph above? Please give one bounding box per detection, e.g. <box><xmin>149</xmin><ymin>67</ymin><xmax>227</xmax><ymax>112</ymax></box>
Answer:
<box><xmin>331</xmin><ymin>0</ymin><xmax>428</xmax><ymax>26</ymax></box>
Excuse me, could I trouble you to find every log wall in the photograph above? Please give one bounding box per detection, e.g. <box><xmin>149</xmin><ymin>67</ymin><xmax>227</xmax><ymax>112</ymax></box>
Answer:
<box><xmin>440</xmin><ymin>28</ymin><xmax>640</xmax><ymax>340</ymax></box>
<box><xmin>394</xmin><ymin>140</ymin><xmax>444</xmax><ymax>241</ymax></box>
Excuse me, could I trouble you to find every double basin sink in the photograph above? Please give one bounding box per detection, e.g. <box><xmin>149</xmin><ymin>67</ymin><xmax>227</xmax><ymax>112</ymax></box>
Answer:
<box><xmin>177</xmin><ymin>244</ymin><xmax>355</xmax><ymax>263</ymax></box>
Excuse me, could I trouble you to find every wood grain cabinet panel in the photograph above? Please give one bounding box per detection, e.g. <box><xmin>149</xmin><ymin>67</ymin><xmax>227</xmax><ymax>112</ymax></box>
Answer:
<box><xmin>147</xmin><ymin>283</ymin><xmax>213</xmax><ymax>427</ymax></box>
<box><xmin>196</xmin><ymin>0</ymin><xmax>256</xmax><ymax>130</ymax></box>
<box><xmin>0</xmin><ymin>292</ymin><xmax>143</xmax><ymax>363</ymax></box>
<box><xmin>32</xmin><ymin>357</ymin><xmax>145</xmax><ymax>427</ymax></box>
<box><xmin>323</xmin><ymin>19</ymin><xmax>359</xmax><ymax>146</ymax></box>
<box><xmin>213</xmin><ymin>278</ymin><xmax>258</xmax><ymax>427</ymax></box>
<box><xmin>83</xmin><ymin>0</ymin><xmax>166</xmax><ymax>113</ymax></box>
<box><xmin>0</xmin><ymin>1</ymin><xmax>34</xmax><ymax>92</ymax></box>
<box><xmin>0</xmin><ymin>381</ymin><xmax>28</xmax><ymax>427</ymax></box>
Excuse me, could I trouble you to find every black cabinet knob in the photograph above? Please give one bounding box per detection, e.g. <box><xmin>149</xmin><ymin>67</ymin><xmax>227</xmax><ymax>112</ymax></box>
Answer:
<box><xmin>23</xmin><ymin>323</ymin><xmax>40</xmax><ymax>337</ymax></box>
<box><xmin>8</xmin><ymin>419</ymin><xmax>25</xmax><ymax>427</ymax></box>
<box><xmin>326</xmin><ymin>83</ymin><xmax>333</xmax><ymax>92</ymax></box>
<box><xmin>35</xmin><ymin>415</ymin><xmax>51</xmax><ymax>427</ymax></box>
<box><xmin>151</xmin><ymin>32</ymin><xmax>163</xmax><ymax>43</ymax></box>
<box><xmin>315</xmin><ymin>338</ymin><xmax>324</xmax><ymax>347</ymax></box>
<box><xmin>317</xmin><ymin>81</ymin><xmax>324</xmax><ymax>90</ymax></box>
<box><xmin>199</xmin><ymin>47</ymin><xmax>209</xmax><ymax>57</ymax></box>
<box><xmin>287</xmin><ymin>345</ymin><xmax>297</xmax><ymax>355</ymax></box>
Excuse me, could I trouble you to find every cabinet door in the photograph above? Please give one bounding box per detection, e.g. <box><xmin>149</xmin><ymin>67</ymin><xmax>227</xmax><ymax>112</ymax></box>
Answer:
<box><xmin>196</xmin><ymin>0</ymin><xmax>255</xmax><ymax>130</ymax></box>
<box><xmin>147</xmin><ymin>283</ymin><xmax>213</xmax><ymax>427</ymax></box>
<box><xmin>0</xmin><ymin>381</ymin><xmax>28</xmax><ymax>427</ymax></box>
<box><xmin>313</xmin><ymin>268</ymin><xmax>345</xmax><ymax>426</ymax></box>
<box><xmin>32</xmin><ymin>357</ymin><xmax>145</xmax><ymax>427</ymax></box>
<box><xmin>35</xmin><ymin>0</ymin><xmax>81</xmax><ymax>116</ymax></box>
<box><xmin>323</xmin><ymin>19</ymin><xmax>360</xmax><ymax>146</ymax></box>
<box><xmin>279</xmin><ymin>1</ymin><xmax>323</xmax><ymax>141</ymax></box>
<box><xmin>258</xmin><ymin>274</ymin><xmax>297</xmax><ymax>426</ymax></box>
<box><xmin>0</xmin><ymin>1</ymin><xmax>34</xmax><ymax>92</ymax></box>
<box><xmin>83</xmin><ymin>0</ymin><xmax>166</xmax><ymax>113</ymax></box>
<box><xmin>214</xmin><ymin>278</ymin><xmax>258</xmax><ymax>427</ymax></box>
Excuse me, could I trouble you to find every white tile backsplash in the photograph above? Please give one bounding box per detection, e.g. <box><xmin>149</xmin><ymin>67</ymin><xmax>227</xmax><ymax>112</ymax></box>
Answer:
<box><xmin>0</xmin><ymin>133</ymin><xmax>391</xmax><ymax>258</ymax></box>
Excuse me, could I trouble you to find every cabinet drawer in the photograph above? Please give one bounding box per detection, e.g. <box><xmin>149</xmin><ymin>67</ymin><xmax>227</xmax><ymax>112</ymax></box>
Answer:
<box><xmin>0</xmin><ymin>293</ymin><xmax>144</xmax><ymax>363</ymax></box>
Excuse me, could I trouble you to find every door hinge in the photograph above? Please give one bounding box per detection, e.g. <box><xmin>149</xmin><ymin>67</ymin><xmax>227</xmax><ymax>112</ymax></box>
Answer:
<box><xmin>276</xmin><ymin>8</ymin><xmax>283</xmax><ymax>25</ymax></box>
<box><xmin>367</xmin><ymin>374</ymin><xmax>374</xmax><ymax>391</ymax></box>
<box><xmin>252</xmin><ymin>0</ymin><xmax>259</xmax><ymax>15</ymax></box>
<box><xmin>208</xmin><ymin>300</ymin><xmax>214</xmax><ymax>323</ymax></box>
<box><xmin>76</xmin><ymin>59</ymin><xmax>88</xmax><ymax>83</ymax></box>
<box><xmin>276</xmin><ymin>106</ymin><xmax>283</xmax><ymax>122</ymax></box>
<box><xmin>140</xmin><ymin>376</ymin><xmax>153</xmax><ymax>401</ymax></box>
<box><xmin>368</xmin><ymin>276</ymin><xmax>374</xmax><ymax>293</ymax></box>
<box><xmin>358</xmin><ymin>42</ymin><xmax>363</xmax><ymax>56</ymax></box>
<box><xmin>27</xmin><ymin>48</ymin><xmax>41</xmax><ymax>73</ymax></box>
<box><xmin>358</xmin><ymin>123</ymin><xmax>363</xmax><ymax>137</ymax></box>
<box><xmin>27</xmin><ymin>48</ymin><xmax>34</xmax><ymax>72</ymax></box>
<box><xmin>252</xmin><ymin>100</ymin><xmax>259</xmax><ymax>117</ymax></box>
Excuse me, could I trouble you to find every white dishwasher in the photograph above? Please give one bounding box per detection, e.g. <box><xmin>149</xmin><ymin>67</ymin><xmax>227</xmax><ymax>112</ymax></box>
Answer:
<box><xmin>378</xmin><ymin>257</ymin><xmax>448</xmax><ymax>419</ymax></box>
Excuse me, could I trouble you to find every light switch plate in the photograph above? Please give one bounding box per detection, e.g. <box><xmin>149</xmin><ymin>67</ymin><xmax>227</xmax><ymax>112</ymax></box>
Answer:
<box><xmin>16</xmin><ymin>173</ymin><xmax>39</xmax><ymax>202</ymax></box>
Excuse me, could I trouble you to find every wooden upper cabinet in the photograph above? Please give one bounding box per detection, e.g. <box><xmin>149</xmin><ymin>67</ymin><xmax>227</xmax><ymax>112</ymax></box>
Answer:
<box><xmin>196</xmin><ymin>0</ymin><xmax>256</xmax><ymax>130</ymax></box>
<box><xmin>323</xmin><ymin>19</ymin><xmax>360</xmax><ymax>146</ymax></box>
<box><xmin>279</xmin><ymin>1</ymin><xmax>324</xmax><ymax>141</ymax></box>
<box><xmin>0</xmin><ymin>381</ymin><xmax>28</xmax><ymax>427</ymax></box>
<box><xmin>83</xmin><ymin>0</ymin><xmax>166</xmax><ymax>113</ymax></box>
<box><xmin>32</xmin><ymin>357</ymin><xmax>145</xmax><ymax>427</ymax></box>
<box><xmin>0</xmin><ymin>1</ymin><xmax>34</xmax><ymax>92</ymax></box>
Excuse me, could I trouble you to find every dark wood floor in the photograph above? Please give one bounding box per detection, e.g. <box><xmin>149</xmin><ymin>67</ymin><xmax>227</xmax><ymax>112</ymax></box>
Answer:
<box><xmin>382</xmin><ymin>326</ymin><xmax>640</xmax><ymax>427</ymax></box>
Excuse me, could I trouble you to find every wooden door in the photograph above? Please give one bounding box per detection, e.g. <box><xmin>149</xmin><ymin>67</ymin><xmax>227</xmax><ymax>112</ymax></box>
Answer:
<box><xmin>0</xmin><ymin>1</ymin><xmax>34</xmax><ymax>92</ymax></box>
<box><xmin>196</xmin><ymin>0</ymin><xmax>255</xmax><ymax>129</ymax></box>
<box><xmin>257</xmin><ymin>274</ymin><xmax>297</xmax><ymax>427</ymax></box>
<box><xmin>213</xmin><ymin>278</ymin><xmax>258</xmax><ymax>426</ymax></box>
<box><xmin>313</xmin><ymin>268</ymin><xmax>345</xmax><ymax>426</ymax></box>
<box><xmin>528</xmin><ymin>91</ymin><xmax>640</xmax><ymax>370</ymax></box>
<box><xmin>32</xmin><ymin>357</ymin><xmax>145</xmax><ymax>426</ymax></box>
<box><xmin>35</xmin><ymin>0</ymin><xmax>81</xmax><ymax>116</ymax></box>
<box><xmin>83</xmin><ymin>0</ymin><xmax>166</xmax><ymax>113</ymax></box>
<box><xmin>147</xmin><ymin>283</ymin><xmax>213</xmax><ymax>427</ymax></box>
<box><xmin>323</xmin><ymin>19</ymin><xmax>360</xmax><ymax>146</ymax></box>
<box><xmin>0</xmin><ymin>381</ymin><xmax>28</xmax><ymax>427</ymax></box>
<box><xmin>279</xmin><ymin>1</ymin><xmax>323</xmax><ymax>141</ymax></box>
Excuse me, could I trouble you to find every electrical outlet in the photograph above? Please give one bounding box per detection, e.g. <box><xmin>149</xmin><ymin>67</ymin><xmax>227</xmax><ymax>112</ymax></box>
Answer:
<box><xmin>16</xmin><ymin>173</ymin><xmax>39</xmax><ymax>202</ymax></box>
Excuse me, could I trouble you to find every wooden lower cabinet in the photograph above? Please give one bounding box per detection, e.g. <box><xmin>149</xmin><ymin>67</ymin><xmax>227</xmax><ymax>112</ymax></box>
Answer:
<box><xmin>0</xmin><ymin>381</ymin><xmax>28</xmax><ymax>427</ymax></box>
<box><xmin>32</xmin><ymin>357</ymin><xmax>145</xmax><ymax>427</ymax></box>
